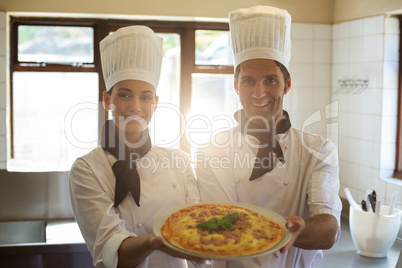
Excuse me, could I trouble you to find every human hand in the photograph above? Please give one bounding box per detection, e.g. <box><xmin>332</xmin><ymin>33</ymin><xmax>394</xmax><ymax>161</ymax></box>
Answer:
<box><xmin>280</xmin><ymin>215</ymin><xmax>305</xmax><ymax>253</ymax></box>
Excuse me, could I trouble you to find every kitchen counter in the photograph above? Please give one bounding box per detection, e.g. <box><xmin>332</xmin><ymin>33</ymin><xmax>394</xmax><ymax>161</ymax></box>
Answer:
<box><xmin>0</xmin><ymin>221</ymin><xmax>94</xmax><ymax>268</ymax></box>
<box><xmin>1</xmin><ymin>218</ymin><xmax>401</xmax><ymax>268</ymax></box>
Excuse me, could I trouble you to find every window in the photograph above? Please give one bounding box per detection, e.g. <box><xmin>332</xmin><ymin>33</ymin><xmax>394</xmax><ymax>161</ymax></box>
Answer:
<box><xmin>10</xmin><ymin>20</ymin><xmax>100</xmax><ymax>171</ymax></box>
<box><xmin>10</xmin><ymin>17</ymin><xmax>235</xmax><ymax>171</ymax></box>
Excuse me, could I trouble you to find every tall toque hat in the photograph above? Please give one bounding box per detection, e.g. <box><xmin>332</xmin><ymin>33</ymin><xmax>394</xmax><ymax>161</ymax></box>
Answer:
<box><xmin>229</xmin><ymin>5</ymin><xmax>291</xmax><ymax>71</ymax></box>
<box><xmin>100</xmin><ymin>25</ymin><xmax>163</xmax><ymax>90</ymax></box>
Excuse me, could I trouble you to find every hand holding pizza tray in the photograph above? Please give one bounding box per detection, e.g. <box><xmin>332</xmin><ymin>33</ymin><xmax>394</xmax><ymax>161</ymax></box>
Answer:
<box><xmin>153</xmin><ymin>202</ymin><xmax>292</xmax><ymax>260</ymax></box>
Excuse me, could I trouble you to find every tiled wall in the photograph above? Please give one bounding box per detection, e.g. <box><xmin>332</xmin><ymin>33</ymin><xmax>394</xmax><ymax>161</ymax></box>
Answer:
<box><xmin>286</xmin><ymin>23</ymin><xmax>332</xmax><ymax>138</ymax></box>
<box><xmin>332</xmin><ymin>16</ymin><xmax>402</xmax><ymax>209</ymax></box>
<box><xmin>0</xmin><ymin>12</ymin><xmax>6</xmax><ymax>170</ymax></box>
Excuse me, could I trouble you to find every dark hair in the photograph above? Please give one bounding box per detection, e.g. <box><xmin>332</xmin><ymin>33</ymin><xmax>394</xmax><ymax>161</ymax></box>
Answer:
<box><xmin>234</xmin><ymin>60</ymin><xmax>290</xmax><ymax>83</ymax></box>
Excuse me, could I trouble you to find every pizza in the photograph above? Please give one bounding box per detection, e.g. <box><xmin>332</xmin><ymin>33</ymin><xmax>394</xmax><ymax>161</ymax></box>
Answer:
<box><xmin>161</xmin><ymin>203</ymin><xmax>284</xmax><ymax>258</ymax></box>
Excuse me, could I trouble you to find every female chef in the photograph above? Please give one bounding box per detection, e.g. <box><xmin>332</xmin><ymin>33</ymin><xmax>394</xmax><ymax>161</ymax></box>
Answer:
<box><xmin>69</xmin><ymin>25</ymin><xmax>202</xmax><ymax>268</ymax></box>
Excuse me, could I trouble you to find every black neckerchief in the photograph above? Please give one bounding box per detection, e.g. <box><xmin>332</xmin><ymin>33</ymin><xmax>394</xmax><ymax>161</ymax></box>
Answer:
<box><xmin>101</xmin><ymin>120</ymin><xmax>152</xmax><ymax>207</ymax></box>
<box><xmin>234</xmin><ymin>110</ymin><xmax>291</xmax><ymax>181</ymax></box>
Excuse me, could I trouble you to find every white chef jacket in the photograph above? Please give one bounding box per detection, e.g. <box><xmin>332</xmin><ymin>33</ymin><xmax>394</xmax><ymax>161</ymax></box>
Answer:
<box><xmin>69</xmin><ymin>146</ymin><xmax>201</xmax><ymax>268</ymax></box>
<box><xmin>195</xmin><ymin>126</ymin><xmax>342</xmax><ymax>268</ymax></box>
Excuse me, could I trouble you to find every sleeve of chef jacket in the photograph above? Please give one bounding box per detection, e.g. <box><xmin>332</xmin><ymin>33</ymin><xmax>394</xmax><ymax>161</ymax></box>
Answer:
<box><xmin>306</xmin><ymin>138</ymin><xmax>342</xmax><ymax>241</ymax></box>
<box><xmin>69</xmin><ymin>156</ymin><xmax>137</xmax><ymax>268</ymax></box>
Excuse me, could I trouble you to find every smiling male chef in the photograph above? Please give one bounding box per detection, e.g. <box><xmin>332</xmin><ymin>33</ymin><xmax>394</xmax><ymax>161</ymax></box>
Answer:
<box><xmin>195</xmin><ymin>5</ymin><xmax>342</xmax><ymax>268</ymax></box>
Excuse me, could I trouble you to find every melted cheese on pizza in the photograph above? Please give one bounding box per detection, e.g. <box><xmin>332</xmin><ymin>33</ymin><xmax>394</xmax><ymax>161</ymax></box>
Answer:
<box><xmin>161</xmin><ymin>204</ymin><xmax>284</xmax><ymax>257</ymax></box>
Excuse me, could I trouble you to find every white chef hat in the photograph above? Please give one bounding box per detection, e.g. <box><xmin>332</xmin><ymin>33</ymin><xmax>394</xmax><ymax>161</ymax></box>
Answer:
<box><xmin>229</xmin><ymin>5</ymin><xmax>291</xmax><ymax>71</ymax></box>
<box><xmin>100</xmin><ymin>25</ymin><xmax>163</xmax><ymax>91</ymax></box>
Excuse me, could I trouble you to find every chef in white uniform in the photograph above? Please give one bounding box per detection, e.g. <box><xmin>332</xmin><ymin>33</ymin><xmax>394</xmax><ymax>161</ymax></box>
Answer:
<box><xmin>69</xmin><ymin>25</ymin><xmax>202</xmax><ymax>268</ymax></box>
<box><xmin>195</xmin><ymin>6</ymin><xmax>342</xmax><ymax>268</ymax></box>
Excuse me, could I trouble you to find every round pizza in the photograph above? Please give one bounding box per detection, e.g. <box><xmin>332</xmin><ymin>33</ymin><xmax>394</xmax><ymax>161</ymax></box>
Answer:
<box><xmin>161</xmin><ymin>203</ymin><xmax>285</xmax><ymax>258</ymax></box>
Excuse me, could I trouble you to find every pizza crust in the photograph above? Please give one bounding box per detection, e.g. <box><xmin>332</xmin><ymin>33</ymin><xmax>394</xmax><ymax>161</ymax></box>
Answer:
<box><xmin>161</xmin><ymin>204</ymin><xmax>284</xmax><ymax>257</ymax></box>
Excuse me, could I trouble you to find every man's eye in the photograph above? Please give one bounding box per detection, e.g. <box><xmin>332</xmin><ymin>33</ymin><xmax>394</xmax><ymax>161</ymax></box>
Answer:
<box><xmin>118</xmin><ymin>93</ymin><xmax>130</xmax><ymax>99</ymax></box>
<box><xmin>141</xmin><ymin>95</ymin><xmax>152</xmax><ymax>101</ymax></box>
<box><xmin>242</xmin><ymin>79</ymin><xmax>253</xmax><ymax>85</ymax></box>
<box><xmin>266</xmin><ymin>78</ymin><xmax>277</xmax><ymax>84</ymax></box>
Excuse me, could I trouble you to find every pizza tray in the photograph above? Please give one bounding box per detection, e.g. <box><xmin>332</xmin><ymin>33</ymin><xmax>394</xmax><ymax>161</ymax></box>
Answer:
<box><xmin>152</xmin><ymin>201</ymin><xmax>292</xmax><ymax>260</ymax></box>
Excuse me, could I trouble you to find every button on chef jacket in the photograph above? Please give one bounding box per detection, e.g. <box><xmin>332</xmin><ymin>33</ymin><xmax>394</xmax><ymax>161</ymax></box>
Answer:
<box><xmin>69</xmin><ymin>146</ymin><xmax>201</xmax><ymax>268</ymax></box>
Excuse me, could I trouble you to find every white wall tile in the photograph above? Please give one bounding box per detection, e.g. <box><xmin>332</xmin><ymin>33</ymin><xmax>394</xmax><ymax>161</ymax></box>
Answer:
<box><xmin>332</xmin><ymin>63</ymin><xmax>351</xmax><ymax>89</ymax></box>
<box><xmin>338</xmin><ymin>21</ymin><xmax>350</xmax><ymax>39</ymax></box>
<box><xmin>381</xmin><ymin>115</ymin><xmax>397</xmax><ymax>143</ymax></box>
<box><xmin>362</xmin><ymin>88</ymin><xmax>383</xmax><ymax>116</ymax></box>
<box><xmin>312</xmin><ymin>87</ymin><xmax>330</xmax><ymax>110</ymax></box>
<box><xmin>385</xmin><ymin>17</ymin><xmax>400</xmax><ymax>35</ymax></box>
<box><xmin>0</xmin><ymin>57</ymin><xmax>5</xmax><ymax>83</ymax></box>
<box><xmin>382</xmin><ymin>89</ymin><xmax>398</xmax><ymax>117</ymax></box>
<box><xmin>314</xmin><ymin>24</ymin><xmax>331</xmax><ymax>40</ymax></box>
<box><xmin>350</xmin><ymin>19</ymin><xmax>364</xmax><ymax>37</ymax></box>
<box><xmin>291</xmin><ymin>23</ymin><xmax>313</xmax><ymax>39</ymax></box>
<box><xmin>383</xmin><ymin>61</ymin><xmax>399</xmax><ymax>89</ymax></box>
<box><xmin>332</xmin><ymin>24</ymin><xmax>339</xmax><ymax>40</ymax></box>
<box><xmin>359</xmin><ymin>140</ymin><xmax>379</xmax><ymax>167</ymax></box>
<box><xmin>0</xmin><ymin>29</ymin><xmax>5</xmax><ymax>56</ymax></box>
<box><xmin>313</xmin><ymin>64</ymin><xmax>331</xmax><ymax>87</ymax></box>
<box><xmin>348</xmin><ymin>161</ymin><xmax>361</xmax><ymax>189</ymax></box>
<box><xmin>359</xmin><ymin>164</ymin><xmax>373</xmax><ymax>190</ymax></box>
<box><xmin>347</xmin><ymin>113</ymin><xmax>362</xmax><ymax>138</ymax></box>
<box><xmin>363</xmin><ymin>17</ymin><xmax>379</xmax><ymax>36</ymax></box>
<box><xmin>291</xmin><ymin>63</ymin><xmax>313</xmax><ymax>87</ymax></box>
<box><xmin>384</xmin><ymin>34</ymin><xmax>400</xmax><ymax>62</ymax></box>
<box><xmin>293</xmin><ymin>86</ymin><xmax>313</xmax><ymax>110</ymax></box>
<box><xmin>337</xmin><ymin>39</ymin><xmax>350</xmax><ymax>63</ymax></box>
<box><xmin>291</xmin><ymin>110</ymin><xmax>312</xmax><ymax>129</ymax></box>
<box><xmin>373</xmin><ymin>141</ymin><xmax>381</xmax><ymax>168</ymax></box>
<box><xmin>286</xmin><ymin>86</ymin><xmax>302</xmax><ymax>110</ymax></box>
<box><xmin>360</xmin><ymin>114</ymin><xmax>381</xmax><ymax>142</ymax></box>
<box><xmin>338</xmin><ymin>112</ymin><xmax>349</xmax><ymax>137</ymax></box>
<box><xmin>0</xmin><ymin>12</ymin><xmax>5</xmax><ymax>29</ymax></box>
<box><xmin>332</xmin><ymin>40</ymin><xmax>340</xmax><ymax>64</ymax></box>
<box><xmin>291</xmin><ymin>39</ymin><xmax>313</xmax><ymax>63</ymax></box>
<box><xmin>345</xmin><ymin>137</ymin><xmax>357</xmax><ymax>163</ymax></box>
<box><xmin>374</xmin><ymin>16</ymin><xmax>385</xmax><ymax>35</ymax></box>
<box><xmin>366</xmin><ymin>62</ymin><xmax>383</xmax><ymax>88</ymax></box>
<box><xmin>313</xmin><ymin>40</ymin><xmax>331</xmax><ymax>63</ymax></box>
<box><xmin>325</xmin><ymin>99</ymin><xmax>339</xmax><ymax>118</ymax></box>
<box><xmin>346</xmin><ymin>89</ymin><xmax>364</xmax><ymax>113</ymax></box>
<box><xmin>362</xmin><ymin>35</ymin><xmax>378</xmax><ymax>62</ymax></box>
<box><xmin>0</xmin><ymin>136</ymin><xmax>6</xmax><ymax>161</ymax></box>
<box><xmin>0</xmin><ymin>83</ymin><xmax>5</xmax><ymax>109</ymax></box>
<box><xmin>374</xmin><ymin>35</ymin><xmax>384</xmax><ymax>62</ymax></box>
<box><xmin>348</xmin><ymin>62</ymin><xmax>366</xmax><ymax>82</ymax></box>
<box><xmin>0</xmin><ymin>110</ymin><xmax>5</xmax><ymax>136</ymax></box>
<box><xmin>350</xmin><ymin>37</ymin><xmax>364</xmax><ymax>63</ymax></box>
<box><xmin>339</xmin><ymin>160</ymin><xmax>347</xmax><ymax>185</ymax></box>
<box><xmin>380</xmin><ymin>142</ymin><xmax>396</xmax><ymax>170</ymax></box>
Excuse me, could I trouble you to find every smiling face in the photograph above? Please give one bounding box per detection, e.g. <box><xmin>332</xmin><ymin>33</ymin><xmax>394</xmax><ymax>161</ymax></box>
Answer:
<box><xmin>103</xmin><ymin>80</ymin><xmax>158</xmax><ymax>142</ymax></box>
<box><xmin>234</xmin><ymin>59</ymin><xmax>291</xmax><ymax>127</ymax></box>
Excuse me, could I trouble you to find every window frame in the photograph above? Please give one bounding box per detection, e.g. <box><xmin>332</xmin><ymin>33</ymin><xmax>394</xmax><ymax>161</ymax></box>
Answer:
<box><xmin>9</xmin><ymin>16</ymin><xmax>232</xmax><ymax>160</ymax></box>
